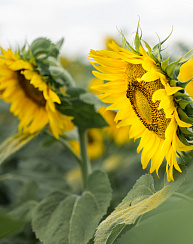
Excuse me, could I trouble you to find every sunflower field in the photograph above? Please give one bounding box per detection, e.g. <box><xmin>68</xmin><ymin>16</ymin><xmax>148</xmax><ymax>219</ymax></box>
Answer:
<box><xmin>0</xmin><ymin>24</ymin><xmax>193</xmax><ymax>244</ymax></box>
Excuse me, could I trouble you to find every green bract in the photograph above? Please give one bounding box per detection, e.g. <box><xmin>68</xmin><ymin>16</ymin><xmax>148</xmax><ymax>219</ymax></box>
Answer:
<box><xmin>19</xmin><ymin>37</ymin><xmax>75</xmax><ymax>90</ymax></box>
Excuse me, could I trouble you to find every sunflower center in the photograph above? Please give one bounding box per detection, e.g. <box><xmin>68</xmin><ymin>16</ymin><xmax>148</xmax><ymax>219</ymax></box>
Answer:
<box><xmin>125</xmin><ymin>63</ymin><xmax>170</xmax><ymax>139</ymax></box>
<box><xmin>134</xmin><ymin>90</ymin><xmax>152</xmax><ymax>124</ymax></box>
<box><xmin>17</xmin><ymin>71</ymin><xmax>46</xmax><ymax>107</ymax></box>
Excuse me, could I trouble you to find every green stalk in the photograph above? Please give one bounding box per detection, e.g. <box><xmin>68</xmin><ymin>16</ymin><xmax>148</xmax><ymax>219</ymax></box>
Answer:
<box><xmin>172</xmin><ymin>192</ymin><xmax>193</xmax><ymax>205</ymax></box>
<box><xmin>78</xmin><ymin>128</ymin><xmax>92</xmax><ymax>189</ymax></box>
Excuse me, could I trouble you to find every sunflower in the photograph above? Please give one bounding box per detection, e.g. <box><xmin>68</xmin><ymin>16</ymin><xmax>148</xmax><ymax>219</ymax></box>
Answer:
<box><xmin>0</xmin><ymin>48</ymin><xmax>74</xmax><ymax>139</ymax></box>
<box><xmin>178</xmin><ymin>58</ymin><xmax>193</xmax><ymax>97</ymax></box>
<box><xmin>89</xmin><ymin>30</ymin><xmax>193</xmax><ymax>181</ymax></box>
<box><xmin>98</xmin><ymin>106</ymin><xmax>130</xmax><ymax>145</ymax></box>
<box><xmin>89</xmin><ymin>78</ymin><xmax>130</xmax><ymax>145</ymax></box>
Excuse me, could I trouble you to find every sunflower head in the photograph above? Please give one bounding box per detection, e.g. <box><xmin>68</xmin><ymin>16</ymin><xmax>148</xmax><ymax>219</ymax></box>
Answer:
<box><xmin>0</xmin><ymin>38</ymin><xmax>75</xmax><ymax>139</ymax></box>
<box><xmin>89</xmin><ymin>25</ymin><xmax>193</xmax><ymax>181</ymax></box>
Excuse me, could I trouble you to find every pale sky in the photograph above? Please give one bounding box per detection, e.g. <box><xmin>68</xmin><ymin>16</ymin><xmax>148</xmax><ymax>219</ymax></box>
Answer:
<box><xmin>0</xmin><ymin>0</ymin><xmax>192</xmax><ymax>60</ymax></box>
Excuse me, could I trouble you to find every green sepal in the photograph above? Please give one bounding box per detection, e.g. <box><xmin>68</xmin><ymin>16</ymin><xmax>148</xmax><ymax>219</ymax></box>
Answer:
<box><xmin>153</xmin><ymin>29</ymin><xmax>173</xmax><ymax>62</ymax></box>
<box><xmin>18</xmin><ymin>45</ymin><xmax>36</xmax><ymax>65</ymax></box>
<box><xmin>177</xmin><ymin>99</ymin><xmax>193</xmax><ymax>109</ymax></box>
<box><xmin>56</xmin><ymin>87</ymin><xmax>108</xmax><ymax>129</ymax></box>
<box><xmin>171</xmin><ymin>50</ymin><xmax>193</xmax><ymax>80</ymax></box>
<box><xmin>174</xmin><ymin>91</ymin><xmax>190</xmax><ymax>98</ymax></box>
<box><xmin>30</xmin><ymin>37</ymin><xmax>61</xmax><ymax>60</ymax></box>
<box><xmin>178</xmin><ymin>130</ymin><xmax>193</xmax><ymax>146</ymax></box>
<box><xmin>119</xmin><ymin>31</ymin><xmax>140</xmax><ymax>55</ymax></box>
<box><xmin>165</xmin><ymin>58</ymin><xmax>182</xmax><ymax>79</ymax></box>
<box><xmin>181</xmin><ymin>149</ymin><xmax>193</xmax><ymax>158</ymax></box>
<box><xmin>185</xmin><ymin>103</ymin><xmax>193</xmax><ymax>116</ymax></box>
<box><xmin>179</xmin><ymin>127</ymin><xmax>193</xmax><ymax>138</ymax></box>
<box><xmin>177</xmin><ymin>78</ymin><xmax>193</xmax><ymax>89</ymax></box>
<box><xmin>170</xmin><ymin>79</ymin><xmax>177</xmax><ymax>87</ymax></box>
<box><xmin>142</xmin><ymin>40</ymin><xmax>152</xmax><ymax>55</ymax></box>
<box><xmin>134</xmin><ymin>22</ymin><xmax>141</xmax><ymax>52</ymax></box>
<box><xmin>48</xmin><ymin>57</ymin><xmax>75</xmax><ymax>87</ymax></box>
<box><xmin>161</xmin><ymin>57</ymin><xmax>170</xmax><ymax>71</ymax></box>
<box><xmin>55</xmin><ymin>38</ymin><xmax>64</xmax><ymax>51</ymax></box>
<box><xmin>153</xmin><ymin>41</ymin><xmax>161</xmax><ymax>62</ymax></box>
<box><xmin>142</xmin><ymin>40</ymin><xmax>159</xmax><ymax>63</ymax></box>
<box><xmin>173</xmin><ymin>61</ymin><xmax>186</xmax><ymax>80</ymax></box>
<box><xmin>178</xmin><ymin>107</ymin><xmax>193</xmax><ymax>123</ymax></box>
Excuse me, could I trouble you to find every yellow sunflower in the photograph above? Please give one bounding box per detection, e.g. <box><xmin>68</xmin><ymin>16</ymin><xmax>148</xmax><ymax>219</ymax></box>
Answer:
<box><xmin>98</xmin><ymin>106</ymin><xmax>130</xmax><ymax>145</ymax></box>
<box><xmin>178</xmin><ymin>58</ymin><xmax>193</xmax><ymax>97</ymax></box>
<box><xmin>89</xmin><ymin>33</ymin><xmax>193</xmax><ymax>181</ymax></box>
<box><xmin>0</xmin><ymin>48</ymin><xmax>74</xmax><ymax>139</ymax></box>
<box><xmin>89</xmin><ymin>78</ymin><xmax>130</xmax><ymax>145</ymax></box>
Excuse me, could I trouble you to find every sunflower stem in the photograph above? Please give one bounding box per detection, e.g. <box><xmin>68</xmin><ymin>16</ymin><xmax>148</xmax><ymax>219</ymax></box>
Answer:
<box><xmin>172</xmin><ymin>192</ymin><xmax>193</xmax><ymax>205</ymax></box>
<box><xmin>78</xmin><ymin>127</ymin><xmax>92</xmax><ymax>189</ymax></box>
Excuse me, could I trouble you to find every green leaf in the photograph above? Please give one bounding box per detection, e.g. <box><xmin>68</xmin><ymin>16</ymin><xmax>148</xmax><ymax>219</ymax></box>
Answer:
<box><xmin>60</xmin><ymin>99</ymin><xmax>108</xmax><ymax>129</ymax></box>
<box><xmin>66</xmin><ymin>87</ymin><xmax>86</xmax><ymax>97</ymax></box>
<box><xmin>30</xmin><ymin>38</ymin><xmax>60</xmax><ymax>60</ymax></box>
<box><xmin>176</xmin><ymin>162</ymin><xmax>193</xmax><ymax>198</ymax></box>
<box><xmin>9</xmin><ymin>200</ymin><xmax>37</xmax><ymax>223</ymax></box>
<box><xmin>79</xmin><ymin>92</ymin><xmax>105</xmax><ymax>110</ymax></box>
<box><xmin>32</xmin><ymin>170</ymin><xmax>112</xmax><ymax>244</ymax></box>
<box><xmin>57</xmin><ymin>88</ymin><xmax>108</xmax><ymax>129</ymax></box>
<box><xmin>106</xmin><ymin>224</ymin><xmax>126</xmax><ymax>244</ymax></box>
<box><xmin>7</xmin><ymin>181</ymin><xmax>38</xmax><ymax>222</ymax></box>
<box><xmin>0</xmin><ymin>132</ymin><xmax>38</xmax><ymax>165</ymax></box>
<box><xmin>0</xmin><ymin>213</ymin><xmax>24</xmax><ymax>240</ymax></box>
<box><xmin>11</xmin><ymin>180</ymin><xmax>38</xmax><ymax>206</ymax></box>
<box><xmin>94</xmin><ymin>171</ymin><xmax>185</xmax><ymax>244</ymax></box>
<box><xmin>49</xmin><ymin>65</ymin><xmax>75</xmax><ymax>87</ymax></box>
<box><xmin>47</xmin><ymin>57</ymin><xmax>75</xmax><ymax>87</ymax></box>
<box><xmin>115</xmin><ymin>195</ymin><xmax>193</xmax><ymax>244</ymax></box>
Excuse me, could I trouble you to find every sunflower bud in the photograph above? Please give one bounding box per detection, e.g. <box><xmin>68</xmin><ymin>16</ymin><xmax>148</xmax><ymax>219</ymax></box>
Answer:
<box><xmin>0</xmin><ymin>38</ymin><xmax>74</xmax><ymax>138</ymax></box>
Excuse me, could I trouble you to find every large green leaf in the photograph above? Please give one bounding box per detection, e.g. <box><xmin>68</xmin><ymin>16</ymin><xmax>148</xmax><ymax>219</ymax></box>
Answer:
<box><xmin>8</xmin><ymin>181</ymin><xmax>38</xmax><ymax>222</ymax></box>
<box><xmin>32</xmin><ymin>170</ymin><xmax>112</xmax><ymax>244</ymax></box>
<box><xmin>0</xmin><ymin>213</ymin><xmax>24</xmax><ymax>240</ymax></box>
<box><xmin>94</xmin><ymin>171</ymin><xmax>185</xmax><ymax>244</ymax></box>
<box><xmin>57</xmin><ymin>88</ymin><xmax>108</xmax><ymax>129</ymax></box>
<box><xmin>115</xmin><ymin>195</ymin><xmax>193</xmax><ymax>244</ymax></box>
